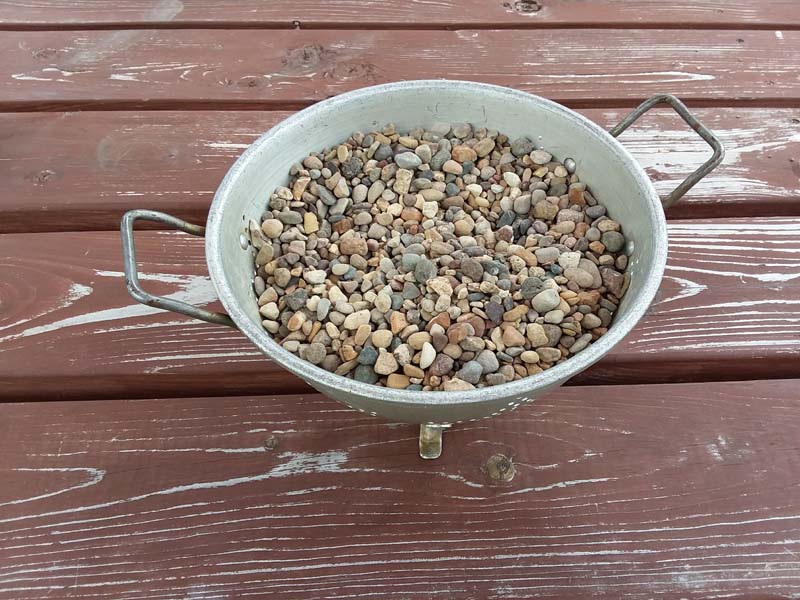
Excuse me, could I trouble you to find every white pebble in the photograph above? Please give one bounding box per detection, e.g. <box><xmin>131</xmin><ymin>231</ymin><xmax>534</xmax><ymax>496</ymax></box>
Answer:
<box><xmin>419</xmin><ymin>342</ymin><xmax>436</xmax><ymax>369</ymax></box>
<box><xmin>503</xmin><ymin>171</ymin><xmax>521</xmax><ymax>188</ymax></box>
<box><xmin>304</xmin><ymin>270</ymin><xmax>327</xmax><ymax>284</ymax></box>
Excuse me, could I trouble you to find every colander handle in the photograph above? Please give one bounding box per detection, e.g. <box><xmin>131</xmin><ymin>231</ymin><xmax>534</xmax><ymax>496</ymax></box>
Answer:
<box><xmin>121</xmin><ymin>209</ymin><xmax>236</xmax><ymax>327</ymax></box>
<box><xmin>610</xmin><ymin>94</ymin><xmax>724</xmax><ymax>209</ymax></box>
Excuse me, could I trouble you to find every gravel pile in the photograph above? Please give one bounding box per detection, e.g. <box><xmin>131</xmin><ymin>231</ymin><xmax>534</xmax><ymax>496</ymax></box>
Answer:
<box><xmin>249</xmin><ymin>122</ymin><xmax>630</xmax><ymax>391</ymax></box>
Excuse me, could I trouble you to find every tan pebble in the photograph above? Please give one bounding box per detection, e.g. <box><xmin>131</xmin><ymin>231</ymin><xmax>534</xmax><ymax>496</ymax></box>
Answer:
<box><xmin>420</xmin><ymin>188</ymin><xmax>445</xmax><ymax>201</ymax></box>
<box><xmin>343</xmin><ymin>309</ymin><xmax>371</xmax><ymax>331</ymax></box>
<box><xmin>401</xmin><ymin>206</ymin><xmax>423</xmax><ymax>222</ymax></box>
<box><xmin>443</xmin><ymin>378</ymin><xmax>475</xmax><ymax>391</ymax></box>
<box><xmin>394</xmin><ymin>169</ymin><xmax>413</xmax><ymax>194</ymax></box>
<box><xmin>372</xmin><ymin>329</ymin><xmax>393</xmax><ymax>349</ymax></box>
<box><xmin>442</xmin><ymin>343</ymin><xmax>463</xmax><ymax>359</ymax></box>
<box><xmin>333</xmin><ymin>177</ymin><xmax>350</xmax><ymax>198</ymax></box>
<box><xmin>451</xmin><ymin>145</ymin><xmax>478</xmax><ymax>162</ymax></box>
<box><xmin>589</xmin><ymin>241</ymin><xmax>606</xmax><ymax>254</ymax></box>
<box><xmin>258</xmin><ymin>287</ymin><xmax>279</xmax><ymax>305</ymax></box>
<box><xmin>526</xmin><ymin>364</ymin><xmax>544</xmax><ymax>376</ymax></box>
<box><xmin>398</xmin><ymin>136</ymin><xmax>419</xmax><ymax>148</ymax></box>
<box><xmin>514</xmin><ymin>248</ymin><xmax>538</xmax><ymax>267</ymax></box>
<box><xmin>261</xmin><ymin>219</ymin><xmax>283</xmax><ymax>238</ymax></box>
<box><xmin>335</xmin><ymin>358</ymin><xmax>359</xmax><ymax>375</ymax></box>
<box><xmin>374</xmin><ymin>294</ymin><xmax>391</xmax><ymax>313</ymax></box>
<box><xmin>340</xmin><ymin>344</ymin><xmax>358</xmax><ymax>362</ymax></box>
<box><xmin>447</xmin><ymin>322</ymin><xmax>474</xmax><ymax>344</ymax></box>
<box><xmin>339</xmin><ymin>233</ymin><xmax>368</xmax><ymax>256</ymax></box>
<box><xmin>255</xmin><ymin>244</ymin><xmax>274</xmax><ymax>266</ymax></box>
<box><xmin>292</xmin><ymin>176</ymin><xmax>311</xmax><ymax>200</ymax></box>
<box><xmin>502</xmin><ymin>326</ymin><xmax>526</xmax><ymax>347</ymax></box>
<box><xmin>442</xmin><ymin>160</ymin><xmax>463</xmax><ymax>175</ymax></box>
<box><xmin>568</xmin><ymin>187</ymin><xmax>585</xmax><ymax>206</ymax></box>
<box><xmin>287</xmin><ymin>311</ymin><xmax>307</xmax><ymax>332</ymax></box>
<box><xmin>386</xmin><ymin>373</ymin><xmax>411</xmax><ymax>389</ymax></box>
<box><xmin>303</xmin><ymin>155</ymin><xmax>323</xmax><ymax>170</ymax></box>
<box><xmin>390</xmin><ymin>311</ymin><xmax>408</xmax><ymax>334</ymax></box>
<box><xmin>403</xmin><ymin>364</ymin><xmax>425</xmax><ymax>379</ymax></box>
<box><xmin>428</xmin><ymin>277</ymin><xmax>453</xmax><ymax>297</ymax></box>
<box><xmin>303</xmin><ymin>212</ymin><xmax>319</xmax><ymax>234</ymax></box>
<box><xmin>474</xmin><ymin>137</ymin><xmax>496</xmax><ymax>157</ymax></box>
<box><xmin>503</xmin><ymin>305</ymin><xmax>528</xmax><ymax>322</ymax></box>
<box><xmin>408</xmin><ymin>331</ymin><xmax>431</xmax><ymax>350</ymax></box>
<box><xmin>368</xmin><ymin>180</ymin><xmax>386</xmax><ymax>202</ymax></box>
<box><xmin>520</xmin><ymin>350</ymin><xmax>540</xmax><ymax>364</ymax></box>
<box><xmin>337</xmin><ymin>144</ymin><xmax>350</xmax><ymax>163</ymax></box>
<box><xmin>308</xmin><ymin>321</ymin><xmax>321</xmax><ymax>341</ymax></box>
<box><xmin>374</xmin><ymin>349</ymin><xmax>399</xmax><ymax>375</ymax></box>
<box><xmin>597</xmin><ymin>219</ymin><xmax>621</xmax><ymax>233</ymax></box>
<box><xmin>259</xmin><ymin>302</ymin><xmax>279</xmax><ymax>319</ymax></box>
<box><xmin>354</xmin><ymin>323</ymin><xmax>372</xmax><ymax>346</ymax></box>
<box><xmin>533</xmin><ymin>201</ymin><xmax>559</xmax><ymax>221</ymax></box>
<box><xmin>427</xmin><ymin>312</ymin><xmax>451</xmax><ymax>331</ymax></box>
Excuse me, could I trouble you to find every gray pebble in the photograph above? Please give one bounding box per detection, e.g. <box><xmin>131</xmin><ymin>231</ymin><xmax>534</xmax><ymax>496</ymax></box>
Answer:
<box><xmin>358</xmin><ymin>346</ymin><xmax>379</xmax><ymax>366</ymax></box>
<box><xmin>353</xmin><ymin>364</ymin><xmax>379</xmax><ymax>384</ymax></box>
<box><xmin>476</xmin><ymin>349</ymin><xmax>500</xmax><ymax>374</ymax></box>
<box><xmin>414</xmin><ymin>258</ymin><xmax>437</xmax><ymax>283</ymax></box>
<box><xmin>461</xmin><ymin>258</ymin><xmax>484</xmax><ymax>281</ymax></box>
<box><xmin>456</xmin><ymin>360</ymin><xmax>483</xmax><ymax>384</ymax></box>
<box><xmin>520</xmin><ymin>276</ymin><xmax>545</xmax><ymax>299</ymax></box>
<box><xmin>374</xmin><ymin>144</ymin><xmax>393</xmax><ymax>161</ymax></box>
<box><xmin>602</xmin><ymin>231</ymin><xmax>625</xmax><ymax>253</ymax></box>
<box><xmin>316</xmin><ymin>297</ymin><xmax>331</xmax><ymax>320</ymax></box>
<box><xmin>276</xmin><ymin>211</ymin><xmax>302</xmax><ymax>225</ymax></box>
<box><xmin>302</xmin><ymin>342</ymin><xmax>327</xmax><ymax>365</ymax></box>
<box><xmin>485</xmin><ymin>301</ymin><xmax>504</xmax><ymax>323</ymax></box>
<box><xmin>511</xmin><ymin>137</ymin><xmax>535</xmax><ymax>157</ymax></box>
<box><xmin>513</xmin><ymin>195</ymin><xmax>531</xmax><ymax>215</ymax></box>
<box><xmin>395</xmin><ymin>152</ymin><xmax>422</xmax><ymax>170</ymax></box>
<box><xmin>286</xmin><ymin>289</ymin><xmax>308</xmax><ymax>311</ymax></box>
<box><xmin>531</xmin><ymin>288</ymin><xmax>561</xmax><ymax>313</ymax></box>
<box><xmin>402</xmin><ymin>282</ymin><xmax>421</xmax><ymax>299</ymax></box>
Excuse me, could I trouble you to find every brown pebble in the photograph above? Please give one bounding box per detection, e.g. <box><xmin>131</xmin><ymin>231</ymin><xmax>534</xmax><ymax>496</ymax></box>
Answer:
<box><xmin>387</xmin><ymin>373</ymin><xmax>410</xmax><ymax>388</ymax></box>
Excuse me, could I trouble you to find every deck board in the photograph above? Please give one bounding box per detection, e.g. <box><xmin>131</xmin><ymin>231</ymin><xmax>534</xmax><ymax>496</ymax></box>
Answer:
<box><xmin>2</xmin><ymin>379</ymin><xmax>800</xmax><ymax>598</ymax></box>
<box><xmin>0</xmin><ymin>29</ymin><xmax>797</xmax><ymax>111</ymax></box>
<box><xmin>2</xmin><ymin>108</ymin><xmax>799</xmax><ymax>233</ymax></box>
<box><xmin>0</xmin><ymin>0</ymin><xmax>798</xmax><ymax>29</ymax></box>
<box><xmin>1</xmin><ymin>219</ymin><xmax>798</xmax><ymax>401</ymax></box>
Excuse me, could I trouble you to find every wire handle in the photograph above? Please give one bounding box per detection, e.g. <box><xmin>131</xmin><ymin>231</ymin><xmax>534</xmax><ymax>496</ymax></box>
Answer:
<box><xmin>121</xmin><ymin>209</ymin><xmax>236</xmax><ymax>327</ymax></box>
<box><xmin>610</xmin><ymin>94</ymin><xmax>724</xmax><ymax>209</ymax></box>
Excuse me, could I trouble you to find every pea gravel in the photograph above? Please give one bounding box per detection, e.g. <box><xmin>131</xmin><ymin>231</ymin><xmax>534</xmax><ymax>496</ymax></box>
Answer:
<box><xmin>249</xmin><ymin>122</ymin><xmax>630</xmax><ymax>390</ymax></box>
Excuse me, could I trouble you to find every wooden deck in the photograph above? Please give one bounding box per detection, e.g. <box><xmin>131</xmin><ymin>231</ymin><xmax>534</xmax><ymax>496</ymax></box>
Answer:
<box><xmin>1</xmin><ymin>2</ymin><xmax>799</xmax><ymax>598</ymax></box>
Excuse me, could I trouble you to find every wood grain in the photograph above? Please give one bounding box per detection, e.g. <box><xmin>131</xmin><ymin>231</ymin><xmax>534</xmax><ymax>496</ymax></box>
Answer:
<box><xmin>2</xmin><ymin>380</ymin><xmax>800</xmax><ymax>599</ymax></box>
<box><xmin>1</xmin><ymin>0</ymin><xmax>798</xmax><ymax>29</ymax></box>
<box><xmin>1</xmin><ymin>29</ymin><xmax>797</xmax><ymax>111</ymax></box>
<box><xmin>1</xmin><ymin>219</ymin><xmax>798</xmax><ymax>401</ymax></box>
<box><xmin>2</xmin><ymin>108</ymin><xmax>799</xmax><ymax>234</ymax></box>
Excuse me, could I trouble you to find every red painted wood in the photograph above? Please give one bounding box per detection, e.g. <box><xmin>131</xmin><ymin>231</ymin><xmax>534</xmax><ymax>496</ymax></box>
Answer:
<box><xmin>0</xmin><ymin>0</ymin><xmax>797</xmax><ymax>29</ymax></box>
<box><xmin>1</xmin><ymin>219</ymin><xmax>798</xmax><ymax>401</ymax></box>
<box><xmin>2</xmin><ymin>380</ymin><xmax>800</xmax><ymax>598</ymax></box>
<box><xmin>2</xmin><ymin>108</ymin><xmax>798</xmax><ymax>234</ymax></box>
<box><xmin>0</xmin><ymin>29</ymin><xmax>796</xmax><ymax>111</ymax></box>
